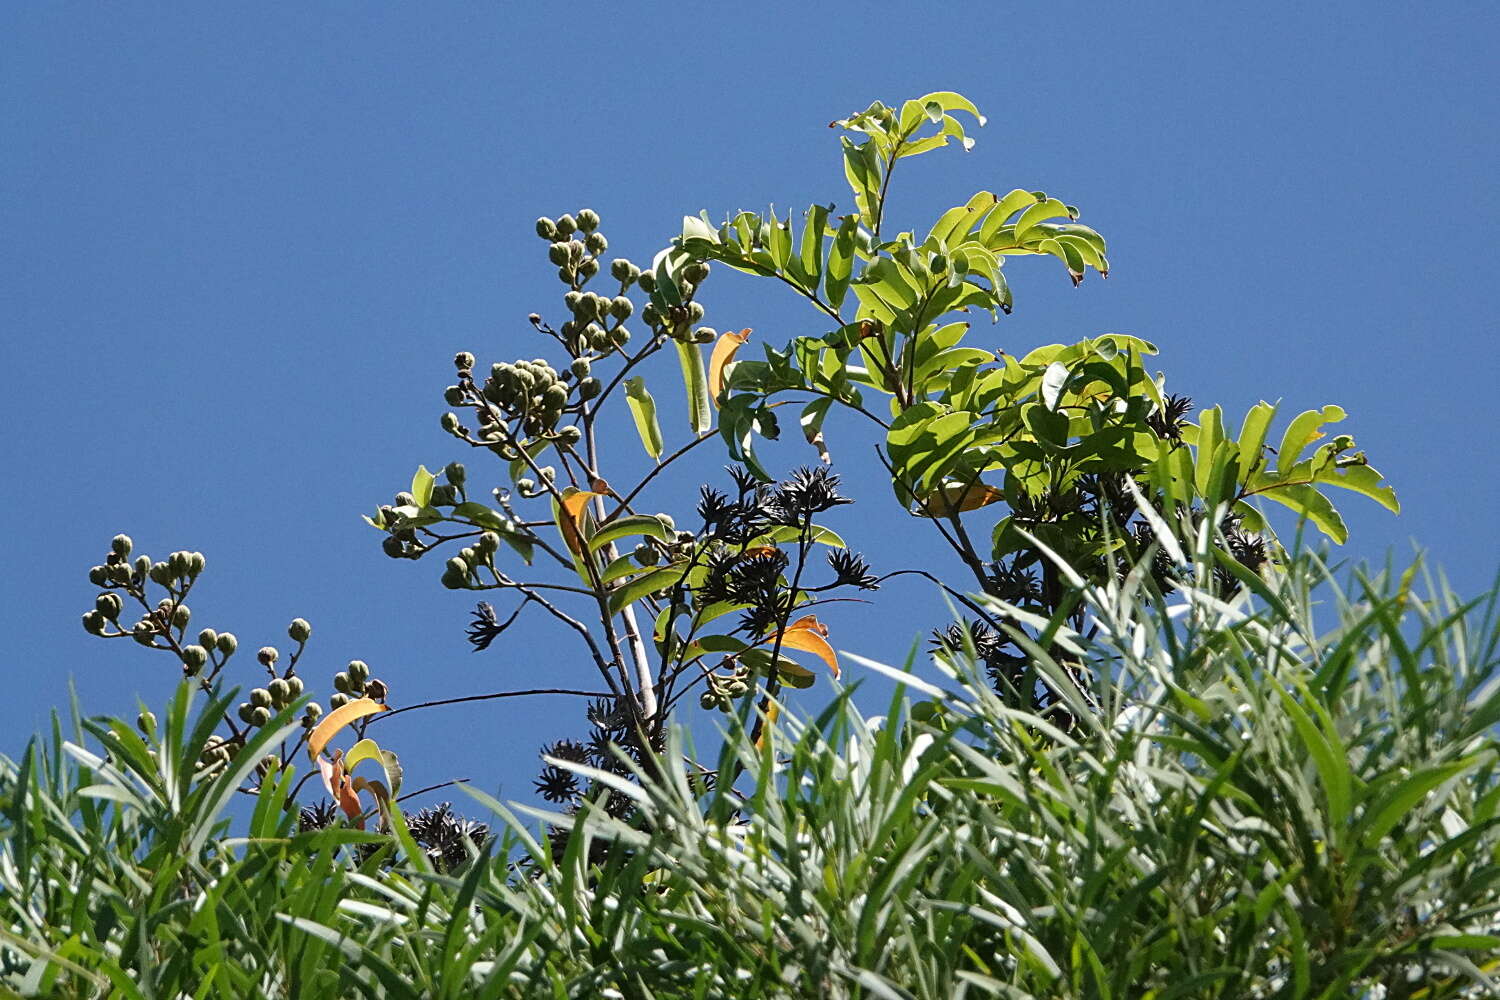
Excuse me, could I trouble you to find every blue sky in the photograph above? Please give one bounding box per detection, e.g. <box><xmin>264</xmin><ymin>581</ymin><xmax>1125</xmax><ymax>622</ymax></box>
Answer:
<box><xmin>3</xmin><ymin>4</ymin><xmax>1497</xmax><ymax>813</ymax></box>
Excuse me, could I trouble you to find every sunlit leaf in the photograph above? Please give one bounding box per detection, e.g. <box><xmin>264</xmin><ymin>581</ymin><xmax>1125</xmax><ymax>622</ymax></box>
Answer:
<box><xmin>708</xmin><ymin>328</ymin><xmax>752</xmax><ymax>404</ymax></box>
<box><xmin>308</xmin><ymin>697</ymin><xmax>390</xmax><ymax>761</ymax></box>
<box><xmin>623</xmin><ymin>376</ymin><xmax>664</xmax><ymax>461</ymax></box>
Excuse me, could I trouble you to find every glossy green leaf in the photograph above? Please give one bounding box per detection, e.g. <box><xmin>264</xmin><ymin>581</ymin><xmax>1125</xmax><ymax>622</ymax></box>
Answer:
<box><xmin>675</xmin><ymin>339</ymin><xmax>713</xmax><ymax>435</ymax></box>
<box><xmin>588</xmin><ymin>514</ymin><xmax>673</xmax><ymax>552</ymax></box>
<box><xmin>608</xmin><ymin>563</ymin><xmax>688</xmax><ymax>614</ymax></box>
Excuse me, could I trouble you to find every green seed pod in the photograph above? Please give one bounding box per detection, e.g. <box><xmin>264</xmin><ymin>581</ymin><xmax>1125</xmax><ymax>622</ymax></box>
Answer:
<box><xmin>238</xmin><ymin>702</ymin><xmax>257</xmax><ymax>724</ymax></box>
<box><xmin>699</xmin><ymin>691</ymin><xmax>717</xmax><ymax>710</ymax></box>
<box><xmin>256</xmin><ymin>646</ymin><xmax>278</xmax><ymax>668</ymax></box>
<box><xmin>555</xmin><ymin>213</ymin><xmax>577</xmax><ymax>236</ymax></box>
<box><xmin>181</xmin><ymin>645</ymin><xmax>208</xmax><ymax>670</ymax></box>
<box><xmin>137</xmin><ymin>711</ymin><xmax>157</xmax><ymax>735</ymax></box>
<box><xmin>535</xmin><ymin>216</ymin><xmax>557</xmax><ymax>240</ymax></box>
<box><xmin>569</xmin><ymin>357</ymin><xmax>591</xmax><ymax>379</ymax></box>
<box><xmin>132</xmin><ymin>621</ymin><xmax>156</xmax><ymax>645</ymax></box>
<box><xmin>441</xmin><ymin>412</ymin><xmax>462</xmax><ymax>433</ymax></box>
<box><xmin>640</xmin><ymin>302</ymin><xmax>659</xmax><ymax>325</ymax></box>
<box><xmin>333</xmin><ymin>672</ymin><xmax>350</xmax><ymax>694</ymax></box>
<box><xmin>577</xmin><ymin>377</ymin><xmax>601</xmax><ymax>401</ymax></box>
<box><xmin>381</xmin><ymin>535</ymin><xmax>404</xmax><ymax>559</ymax></box>
<box><xmin>458</xmin><ymin>546</ymin><xmax>478</xmax><ymax>567</ymax></box>
<box><xmin>610</xmin><ymin>258</ymin><xmax>634</xmax><ymax>282</ymax></box>
<box><xmin>304</xmin><ymin>701</ymin><xmax>323</xmax><ymax>721</ymax></box>
<box><xmin>693</xmin><ymin>326</ymin><xmax>715</xmax><ymax>344</ymax></box>
<box><xmin>133</xmin><ymin>554</ymin><xmax>151</xmax><ymax>579</ymax></box>
<box><xmin>563</xmin><ymin>290</ymin><xmax>584</xmax><ymax>314</ymax></box>
<box><xmin>453</xmin><ymin>351</ymin><xmax>476</xmax><ymax>372</ymax></box>
<box><xmin>329</xmin><ymin>692</ymin><xmax>349</xmax><ymax>709</ymax></box>
<box><xmin>347</xmin><ymin>660</ymin><xmax>370</xmax><ymax>681</ymax></box>
<box><xmin>188</xmin><ymin>552</ymin><xmax>206</xmax><ymax>576</ymax></box>
<box><xmin>557</xmin><ymin>425</ymin><xmax>582</xmax><ymax>446</ymax></box>
<box><xmin>216</xmin><ymin>631</ymin><xmax>238</xmax><ymax>656</ymax></box>
<box><xmin>81</xmin><ymin>611</ymin><xmax>106</xmax><ymax>635</ymax></box>
<box><xmin>88</xmin><ymin>565</ymin><xmax>109</xmax><ymax>586</ymax></box>
<box><xmin>585</xmin><ymin>231</ymin><xmax>607</xmax><ymax>254</ymax></box>
<box><xmin>609</xmin><ymin>325</ymin><xmax>631</xmax><ymax>347</ymax></box>
<box><xmin>111</xmin><ymin>534</ymin><xmax>133</xmax><ymax>557</ymax></box>
<box><xmin>444</xmin><ymin>384</ymin><xmax>466</xmax><ymax>407</ymax></box>
<box><xmin>250</xmin><ymin>707</ymin><xmax>271</xmax><ymax>727</ymax></box>
<box><xmin>446</xmin><ymin>556</ymin><xmax>469</xmax><ymax>577</ymax></box>
<box><xmin>287</xmin><ymin>618</ymin><xmax>312</xmax><ymax>643</ymax></box>
<box><xmin>250</xmin><ymin>687</ymin><xmax>273</xmax><ymax>709</ymax></box>
<box><xmin>198</xmin><ymin>627</ymin><xmax>217</xmax><ymax>649</ymax></box>
<box><xmin>95</xmin><ymin>592</ymin><xmax>122</xmax><ymax>620</ymax></box>
<box><xmin>441</xmin><ymin>567</ymin><xmax>465</xmax><ymax>589</ymax></box>
<box><xmin>268</xmin><ymin>678</ymin><xmax>291</xmax><ymax>704</ymax></box>
<box><xmin>578</xmin><ymin>258</ymin><xmax>599</xmax><ymax>279</ymax></box>
<box><xmin>683</xmin><ymin>261</ymin><xmax>710</xmax><ymax>284</ymax></box>
<box><xmin>394</xmin><ymin>491</ymin><xmax>416</xmax><ymax>507</ymax></box>
<box><xmin>171</xmin><ymin>604</ymin><xmax>191</xmax><ymax>628</ymax></box>
<box><xmin>543</xmin><ymin>383</ymin><xmax>568</xmax><ymax>408</ymax></box>
<box><xmin>633</xmin><ymin>543</ymin><xmax>659</xmax><ymax>567</ymax></box>
<box><xmin>557</xmin><ymin>265</ymin><xmax>574</xmax><ymax>283</ymax></box>
<box><xmin>477</xmin><ymin>531</ymin><xmax>500</xmax><ymax>554</ymax></box>
<box><xmin>548</xmin><ymin>241</ymin><xmax>570</xmax><ymax>266</ymax></box>
<box><xmin>168</xmin><ymin>551</ymin><xmax>188</xmax><ymax>577</ymax></box>
<box><xmin>259</xmin><ymin>754</ymin><xmax>281</xmax><ymax>775</ymax></box>
<box><xmin>576</xmin><ymin>208</ymin><xmax>599</xmax><ymax>231</ymax></box>
<box><xmin>608</xmin><ymin>296</ymin><xmax>633</xmax><ymax>320</ymax></box>
<box><xmin>686</xmin><ymin>302</ymin><xmax>706</xmax><ymax>323</ymax></box>
<box><xmin>636</xmin><ymin>271</ymin><xmax>656</xmax><ymax>293</ymax></box>
<box><xmin>109</xmin><ymin>563</ymin><xmax>133</xmax><ymax>585</ymax></box>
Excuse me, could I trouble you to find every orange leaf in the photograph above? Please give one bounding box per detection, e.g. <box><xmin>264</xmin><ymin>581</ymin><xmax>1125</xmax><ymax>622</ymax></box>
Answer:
<box><xmin>917</xmin><ymin>483</ymin><xmax>1005</xmax><ymax>518</ymax></box>
<box><xmin>316</xmin><ymin>751</ymin><xmax>366</xmax><ymax>829</ymax></box>
<box><xmin>707</xmin><ymin>328</ymin><xmax>752</xmax><ymax>404</ymax></box>
<box><xmin>308</xmin><ymin>696</ymin><xmax>390</xmax><ymax>760</ymax></box>
<box><xmin>558</xmin><ymin>489</ymin><xmax>605</xmax><ymax>556</ymax></box>
<box><xmin>755</xmin><ymin>702</ymin><xmax>780</xmax><ymax>750</ymax></box>
<box><xmin>771</xmin><ymin>615</ymin><xmax>839</xmax><ymax>678</ymax></box>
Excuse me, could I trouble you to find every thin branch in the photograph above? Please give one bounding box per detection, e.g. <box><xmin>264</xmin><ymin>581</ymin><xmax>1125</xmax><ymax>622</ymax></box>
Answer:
<box><xmin>369</xmin><ymin>688</ymin><xmax>614</xmax><ymax>724</ymax></box>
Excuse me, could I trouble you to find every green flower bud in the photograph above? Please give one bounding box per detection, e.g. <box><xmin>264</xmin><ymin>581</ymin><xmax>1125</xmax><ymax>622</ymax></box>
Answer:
<box><xmin>181</xmin><ymin>645</ymin><xmax>208</xmax><ymax>671</ymax></box>
<box><xmin>576</xmin><ymin>208</ymin><xmax>599</xmax><ymax>231</ymax></box>
<box><xmin>633</xmin><ymin>543</ymin><xmax>659</xmax><ymax>567</ymax></box>
<box><xmin>137</xmin><ymin>711</ymin><xmax>157</xmax><ymax>735</ymax></box>
<box><xmin>555</xmin><ymin>213</ymin><xmax>577</xmax><ymax>236</ymax></box>
<box><xmin>444</xmin><ymin>385</ymin><xmax>466</xmax><ymax>407</ymax></box>
<box><xmin>250</xmin><ymin>688</ymin><xmax>273</xmax><ymax>709</ymax></box>
<box><xmin>585</xmin><ymin>231</ymin><xmax>608</xmax><ymax>255</ymax></box>
<box><xmin>133</xmin><ymin>554</ymin><xmax>151</xmax><ymax>579</ymax></box>
<box><xmin>441</xmin><ymin>567</ymin><xmax>465</xmax><ymax>589</ymax></box>
<box><xmin>473</xmin><ymin>532</ymin><xmax>498</xmax><ymax>555</ymax></box>
<box><xmin>250</xmin><ymin>707</ymin><xmax>271</xmax><ymax>727</ymax></box>
<box><xmin>687</xmin><ymin>302</ymin><xmax>706</xmax><ymax>323</ymax></box>
<box><xmin>172</xmin><ymin>604</ymin><xmax>191</xmax><ymax>628</ymax></box>
<box><xmin>381</xmin><ymin>535</ymin><xmax>404</xmax><ymax>561</ymax></box>
<box><xmin>557</xmin><ymin>425</ymin><xmax>582</xmax><ymax>446</ymax></box>
<box><xmin>188</xmin><ymin>552</ymin><xmax>205</xmax><ymax>576</ymax></box>
<box><xmin>693</xmin><ymin>326</ymin><xmax>715</xmax><ymax>344</ymax></box>
<box><xmin>640</xmin><ymin>302</ymin><xmax>659</xmax><ymax>325</ymax></box>
<box><xmin>268</xmin><ymin>678</ymin><xmax>291</xmax><ymax>704</ymax></box>
<box><xmin>454</xmin><ymin>351</ymin><xmax>476</xmax><ymax>372</ymax></box>
<box><xmin>656</xmin><ymin>513</ymin><xmax>675</xmax><ymax>532</ymax></box>
<box><xmin>88</xmin><ymin>565</ymin><xmax>109</xmax><ymax>586</ymax></box>
<box><xmin>683</xmin><ymin>261</ymin><xmax>710</xmax><ymax>284</ymax></box>
<box><xmin>609</xmin><ymin>325</ymin><xmax>631</xmax><ymax>347</ymax></box>
<box><xmin>535</xmin><ymin>216</ymin><xmax>557</xmax><ymax>239</ymax></box>
<box><xmin>333</xmin><ymin>672</ymin><xmax>350</xmax><ymax>693</ymax></box>
<box><xmin>329</xmin><ymin>692</ymin><xmax>349</xmax><ymax>709</ymax></box>
<box><xmin>287</xmin><ymin>675</ymin><xmax>304</xmax><ymax>698</ymax></box>
<box><xmin>569</xmin><ymin>357</ymin><xmax>591</xmax><ymax>379</ymax></box>
<box><xmin>577</xmin><ymin>377</ymin><xmax>601</xmax><ymax>401</ymax></box>
<box><xmin>447</xmin><ymin>556</ymin><xmax>469</xmax><ymax>577</ymax></box>
<box><xmin>198</xmin><ymin>628</ymin><xmax>218</xmax><ymax>649</ymax></box>
<box><xmin>578</xmin><ymin>258</ymin><xmax>599</xmax><ymax>279</ymax></box>
<box><xmin>636</xmin><ymin>271</ymin><xmax>656</xmax><ymax>293</ymax></box>
<box><xmin>110</xmin><ymin>563</ymin><xmax>133</xmax><ymax>585</ymax></box>
<box><xmin>557</xmin><ymin>265</ymin><xmax>575</xmax><ymax>283</ymax></box>
<box><xmin>610</xmin><ymin>258</ymin><xmax>635</xmax><ymax>283</ymax></box>
<box><xmin>564</xmin><ymin>290</ymin><xmax>584</xmax><ymax>313</ymax></box>
<box><xmin>458</xmin><ymin>546</ymin><xmax>478</xmax><ymax>567</ymax></box>
<box><xmin>303</xmin><ymin>701</ymin><xmax>323</xmax><ymax>721</ymax></box>
<box><xmin>287</xmin><ymin>618</ymin><xmax>312</xmax><ymax>643</ymax></box>
<box><xmin>169</xmin><ymin>551</ymin><xmax>189</xmax><ymax>577</ymax></box>
<box><xmin>548</xmin><ymin>241</ymin><xmax>570</xmax><ymax>266</ymax></box>
<box><xmin>95</xmin><ymin>592</ymin><xmax>122</xmax><ymax>620</ymax></box>
<box><xmin>394</xmin><ymin>491</ymin><xmax>415</xmax><ymax>507</ymax></box>
<box><xmin>346</xmin><ymin>660</ymin><xmax>369</xmax><ymax>681</ymax></box>
<box><xmin>430</xmin><ymin>484</ymin><xmax>458</xmax><ymax>506</ymax></box>
<box><xmin>539</xmin><ymin>466</ymin><xmax>556</xmax><ymax>481</ymax></box>
<box><xmin>216</xmin><ymin>632</ymin><xmax>238</xmax><ymax>656</ymax></box>
<box><xmin>132</xmin><ymin>621</ymin><xmax>156</xmax><ymax>645</ymax></box>
<box><xmin>699</xmin><ymin>691</ymin><xmax>717</xmax><ymax>710</ymax></box>
<box><xmin>609</xmin><ymin>296</ymin><xmax>633</xmax><ymax>320</ymax></box>
<box><xmin>543</xmin><ymin>383</ymin><xmax>569</xmax><ymax>408</ymax></box>
<box><xmin>81</xmin><ymin>611</ymin><xmax>106</xmax><ymax>635</ymax></box>
<box><xmin>238</xmin><ymin>702</ymin><xmax>257</xmax><ymax>724</ymax></box>
<box><xmin>441</xmin><ymin>412</ymin><xmax>462</xmax><ymax>434</ymax></box>
<box><xmin>111</xmin><ymin>534</ymin><xmax>133</xmax><ymax>557</ymax></box>
<box><xmin>257</xmin><ymin>646</ymin><xmax>279</xmax><ymax>667</ymax></box>
<box><xmin>259</xmin><ymin>754</ymin><xmax>281</xmax><ymax>775</ymax></box>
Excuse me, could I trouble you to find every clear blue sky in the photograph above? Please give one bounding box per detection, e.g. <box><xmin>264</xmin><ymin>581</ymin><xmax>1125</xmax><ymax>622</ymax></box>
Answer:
<box><xmin>4</xmin><ymin>4</ymin><xmax>1497</xmax><ymax>812</ymax></box>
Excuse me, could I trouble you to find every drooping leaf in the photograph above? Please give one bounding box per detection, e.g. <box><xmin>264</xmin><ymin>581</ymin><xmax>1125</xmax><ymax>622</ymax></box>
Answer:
<box><xmin>675</xmin><ymin>339</ymin><xmax>713</xmax><ymax>434</ymax></box>
<box><xmin>708</xmin><ymin>328</ymin><xmax>752</xmax><ymax>404</ymax></box>
<box><xmin>769</xmin><ymin>615</ymin><xmax>839</xmax><ymax>678</ymax></box>
<box><xmin>588</xmin><ymin>514</ymin><xmax>674</xmax><ymax>552</ymax></box>
<box><xmin>623</xmin><ymin>376</ymin><xmax>664</xmax><ymax>461</ymax></box>
<box><xmin>344</xmin><ymin>738</ymin><xmax>404</xmax><ymax>798</ymax></box>
<box><xmin>556</xmin><ymin>489</ymin><xmax>605</xmax><ymax>557</ymax></box>
<box><xmin>918</xmin><ymin>482</ymin><xmax>1005</xmax><ymax>518</ymax></box>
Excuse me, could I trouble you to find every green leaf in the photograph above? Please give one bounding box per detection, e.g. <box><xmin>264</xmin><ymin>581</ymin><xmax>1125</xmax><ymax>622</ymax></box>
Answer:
<box><xmin>1359</xmin><ymin>757</ymin><xmax>1487</xmax><ymax>846</ymax></box>
<box><xmin>588</xmin><ymin>514</ymin><xmax>673</xmax><ymax>552</ymax></box>
<box><xmin>824</xmin><ymin>215</ymin><xmax>859</xmax><ymax>310</ymax></box>
<box><xmin>1274</xmin><ymin>683</ymin><xmax>1352</xmax><ymax>832</ymax></box>
<box><xmin>410</xmin><ymin>466</ymin><xmax>435</xmax><ymax>508</ymax></box>
<box><xmin>623</xmin><ymin>376</ymin><xmax>664</xmax><ymax>461</ymax></box>
<box><xmin>608</xmin><ymin>563</ymin><xmax>688</xmax><ymax>614</ymax></box>
<box><xmin>1276</xmin><ymin>405</ymin><xmax>1345</xmax><ymax>471</ymax></box>
<box><xmin>675</xmin><ymin>339</ymin><xmax>712</xmax><ymax>435</ymax></box>
<box><xmin>1040</xmin><ymin>362</ymin><xmax>1069</xmax><ymax>411</ymax></box>
<box><xmin>1235</xmin><ymin>401</ymin><xmax>1277</xmax><ymax>481</ymax></box>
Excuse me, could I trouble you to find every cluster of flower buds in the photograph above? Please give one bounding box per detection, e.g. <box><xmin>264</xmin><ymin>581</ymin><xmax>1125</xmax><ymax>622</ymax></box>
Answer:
<box><xmin>236</xmin><ymin>672</ymin><xmax>304</xmax><ymax>728</ymax></box>
<box><xmin>440</xmin><ymin>530</ymin><xmax>500</xmax><ymax>589</ymax></box>
<box><xmin>699</xmin><ymin>660</ymin><xmax>754</xmax><ymax>712</ymax></box>
<box><xmin>329</xmin><ymin>658</ymin><xmax>379</xmax><ymax>709</ymax></box>
<box><xmin>535</xmin><ymin>209</ymin><xmax>613</xmax><ymax>286</ymax></box>
<box><xmin>198</xmin><ymin>735</ymin><xmax>237</xmax><ymax>777</ymax></box>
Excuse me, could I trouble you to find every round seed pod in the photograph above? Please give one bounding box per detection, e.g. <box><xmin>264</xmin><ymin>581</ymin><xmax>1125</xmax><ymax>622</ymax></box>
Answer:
<box><xmin>557</xmin><ymin>265</ymin><xmax>574</xmax><ymax>283</ymax></box>
<box><xmin>181</xmin><ymin>645</ymin><xmax>208</xmax><ymax>671</ymax></box>
<box><xmin>249</xmin><ymin>688</ymin><xmax>273</xmax><ymax>709</ymax></box>
<box><xmin>535</xmin><ymin>217</ymin><xmax>557</xmax><ymax>240</ymax></box>
<box><xmin>81</xmin><ymin>611</ymin><xmax>106</xmax><ymax>635</ymax></box>
<box><xmin>441</xmin><ymin>567</ymin><xmax>465</xmax><ymax>589</ymax></box>
<box><xmin>382</xmin><ymin>535</ymin><xmax>405</xmax><ymax>558</ymax></box>
<box><xmin>170</xmin><ymin>604</ymin><xmax>191</xmax><ymax>629</ymax></box>
<box><xmin>610</xmin><ymin>258</ymin><xmax>634</xmax><ymax>282</ymax></box>
<box><xmin>687</xmin><ymin>302</ymin><xmax>706</xmax><ymax>323</ymax></box>
<box><xmin>557</xmin><ymin>425</ymin><xmax>582</xmax><ymax>446</ymax></box>
<box><xmin>555</xmin><ymin>213</ymin><xmax>577</xmax><ymax>236</ymax></box>
<box><xmin>548</xmin><ymin>242</ymin><xmax>570</xmax><ymax>266</ymax></box>
<box><xmin>333</xmin><ymin>672</ymin><xmax>350</xmax><ymax>694</ymax></box>
<box><xmin>609</xmin><ymin>325</ymin><xmax>631</xmax><ymax>347</ymax></box>
<box><xmin>257</xmin><ymin>646</ymin><xmax>279</xmax><ymax>667</ymax></box>
<box><xmin>188</xmin><ymin>552</ymin><xmax>206</xmax><ymax>576</ymax></box>
<box><xmin>578</xmin><ymin>258</ymin><xmax>599</xmax><ymax>279</ymax></box>
<box><xmin>453</xmin><ymin>351</ymin><xmax>476</xmax><ymax>373</ymax></box>
<box><xmin>636</xmin><ymin>271</ymin><xmax>656</xmax><ymax>293</ymax></box>
<box><xmin>287</xmin><ymin>618</ymin><xmax>312</xmax><ymax>643</ymax></box>
<box><xmin>576</xmin><ymin>209</ymin><xmax>599</xmax><ymax>231</ymax></box>
<box><xmin>132</xmin><ymin>621</ymin><xmax>156</xmax><ymax>645</ymax></box>
<box><xmin>633</xmin><ymin>543</ymin><xmax>659</xmax><ymax>567</ymax></box>
<box><xmin>609</xmin><ymin>296</ymin><xmax>633</xmax><ymax>320</ymax></box>
<box><xmin>111</xmin><ymin>534</ymin><xmax>133</xmax><ymax>557</ymax></box>
<box><xmin>577</xmin><ymin>377</ymin><xmax>601</xmax><ymax>401</ymax></box>
<box><xmin>88</xmin><ymin>565</ymin><xmax>109</xmax><ymax>586</ymax></box>
<box><xmin>216</xmin><ymin>632</ymin><xmax>238</xmax><ymax>656</ymax></box>
<box><xmin>640</xmin><ymin>303</ymin><xmax>659</xmax><ymax>326</ymax></box>
<box><xmin>198</xmin><ymin>628</ymin><xmax>217</xmax><ymax>649</ymax></box>
<box><xmin>268</xmin><ymin>679</ymin><xmax>291</xmax><ymax>705</ymax></box>
<box><xmin>238</xmin><ymin>702</ymin><xmax>257</xmax><ymax>724</ymax></box>
<box><xmin>585</xmin><ymin>231</ymin><xmax>608</xmax><ymax>255</ymax></box>
<box><xmin>477</xmin><ymin>532</ymin><xmax>500</xmax><ymax>554</ymax></box>
<box><xmin>347</xmin><ymin>660</ymin><xmax>370</xmax><ymax>681</ymax></box>
<box><xmin>569</xmin><ymin>357</ymin><xmax>591</xmax><ymax>379</ymax></box>
<box><xmin>95</xmin><ymin>592</ymin><xmax>122</xmax><ymax>620</ymax></box>
<box><xmin>329</xmin><ymin>692</ymin><xmax>349</xmax><ymax>709</ymax></box>
<box><xmin>250</xmin><ymin>707</ymin><xmax>271</xmax><ymax>727</ymax></box>
<box><xmin>287</xmin><ymin>675</ymin><xmax>304</xmax><ymax>698</ymax></box>
<box><xmin>303</xmin><ymin>701</ymin><xmax>323</xmax><ymax>722</ymax></box>
<box><xmin>683</xmin><ymin>261</ymin><xmax>710</xmax><ymax>284</ymax></box>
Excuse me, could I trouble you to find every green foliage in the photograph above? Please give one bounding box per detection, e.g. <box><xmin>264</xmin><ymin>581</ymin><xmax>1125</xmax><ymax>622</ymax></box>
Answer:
<box><xmin>6</xmin><ymin>543</ymin><xmax>1498</xmax><ymax>997</ymax></box>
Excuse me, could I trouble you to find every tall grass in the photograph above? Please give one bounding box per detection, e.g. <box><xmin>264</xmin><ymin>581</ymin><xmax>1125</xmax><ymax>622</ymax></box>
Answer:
<box><xmin>4</xmin><ymin>542</ymin><xmax>1498</xmax><ymax>998</ymax></box>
